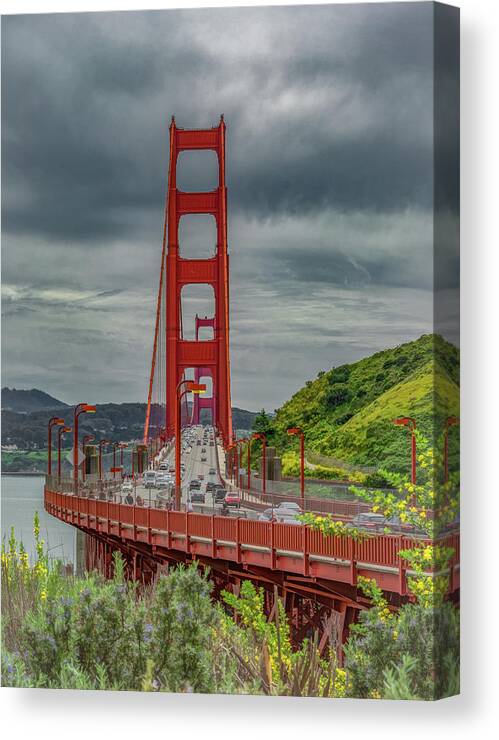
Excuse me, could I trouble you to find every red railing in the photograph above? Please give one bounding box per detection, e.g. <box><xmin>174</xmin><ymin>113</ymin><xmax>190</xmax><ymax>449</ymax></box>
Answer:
<box><xmin>44</xmin><ymin>488</ymin><xmax>460</xmax><ymax>595</ymax></box>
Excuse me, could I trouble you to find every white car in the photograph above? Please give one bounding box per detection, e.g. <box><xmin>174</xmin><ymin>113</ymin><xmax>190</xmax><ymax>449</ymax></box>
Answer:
<box><xmin>277</xmin><ymin>501</ymin><xmax>302</xmax><ymax>512</ymax></box>
<box><xmin>121</xmin><ymin>481</ymin><xmax>133</xmax><ymax>495</ymax></box>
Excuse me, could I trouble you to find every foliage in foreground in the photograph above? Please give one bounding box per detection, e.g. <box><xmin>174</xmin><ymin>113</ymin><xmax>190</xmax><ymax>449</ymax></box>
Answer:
<box><xmin>343</xmin><ymin>577</ymin><xmax>460</xmax><ymax>700</ymax></box>
<box><xmin>1</xmin><ymin>521</ymin><xmax>345</xmax><ymax>695</ymax></box>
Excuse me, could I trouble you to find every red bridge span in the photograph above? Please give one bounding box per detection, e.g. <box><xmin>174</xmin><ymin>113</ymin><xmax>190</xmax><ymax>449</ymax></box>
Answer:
<box><xmin>44</xmin><ymin>484</ymin><xmax>459</xmax><ymax>651</ymax></box>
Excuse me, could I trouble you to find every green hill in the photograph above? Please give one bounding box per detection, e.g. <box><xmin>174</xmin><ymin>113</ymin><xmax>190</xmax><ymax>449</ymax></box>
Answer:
<box><xmin>266</xmin><ymin>334</ymin><xmax>459</xmax><ymax>474</ymax></box>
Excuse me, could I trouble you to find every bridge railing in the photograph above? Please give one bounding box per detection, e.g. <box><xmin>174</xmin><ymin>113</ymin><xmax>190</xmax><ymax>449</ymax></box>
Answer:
<box><xmin>45</xmin><ymin>475</ymin><xmax>125</xmax><ymax>501</ymax></box>
<box><xmin>44</xmin><ymin>486</ymin><xmax>460</xmax><ymax>578</ymax></box>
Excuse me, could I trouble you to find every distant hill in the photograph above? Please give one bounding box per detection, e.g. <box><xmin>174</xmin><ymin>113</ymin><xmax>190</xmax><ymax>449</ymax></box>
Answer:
<box><xmin>1</xmin><ymin>387</ymin><xmax>68</xmax><ymax>413</ymax></box>
<box><xmin>267</xmin><ymin>334</ymin><xmax>460</xmax><ymax>473</ymax></box>
<box><xmin>232</xmin><ymin>407</ymin><xmax>258</xmax><ymax>431</ymax></box>
<box><xmin>1</xmin><ymin>390</ymin><xmax>257</xmax><ymax>464</ymax></box>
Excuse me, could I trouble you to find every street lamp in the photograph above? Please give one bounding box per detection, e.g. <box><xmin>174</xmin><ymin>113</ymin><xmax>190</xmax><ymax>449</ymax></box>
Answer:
<box><xmin>252</xmin><ymin>432</ymin><xmax>267</xmax><ymax>496</ymax></box>
<box><xmin>288</xmin><ymin>427</ymin><xmax>305</xmax><ymax>508</ymax></box>
<box><xmin>57</xmin><ymin>426</ymin><xmax>72</xmax><ymax>482</ymax></box>
<box><xmin>82</xmin><ymin>434</ymin><xmax>95</xmax><ymax>481</ymax></box>
<box><xmin>246</xmin><ymin>438</ymin><xmax>252</xmax><ymax>492</ymax></box>
<box><xmin>99</xmin><ymin>439</ymin><xmax>111</xmax><ymax>480</ymax></box>
<box><xmin>393</xmin><ymin>417</ymin><xmax>417</xmax><ymax>484</ymax></box>
<box><xmin>119</xmin><ymin>442</ymin><xmax>128</xmax><ymax>476</ymax></box>
<box><xmin>73</xmin><ymin>404</ymin><xmax>96</xmax><ymax>485</ymax></box>
<box><xmin>47</xmin><ymin>417</ymin><xmax>65</xmax><ymax>476</ymax></box>
<box><xmin>227</xmin><ymin>442</ymin><xmax>238</xmax><ymax>483</ymax></box>
<box><xmin>112</xmin><ymin>442</ymin><xmax>126</xmax><ymax>479</ymax></box>
<box><xmin>175</xmin><ymin>380</ymin><xmax>206</xmax><ymax>509</ymax></box>
<box><xmin>237</xmin><ymin>438</ymin><xmax>248</xmax><ymax>490</ymax></box>
<box><xmin>444</xmin><ymin>416</ymin><xmax>459</xmax><ymax>483</ymax></box>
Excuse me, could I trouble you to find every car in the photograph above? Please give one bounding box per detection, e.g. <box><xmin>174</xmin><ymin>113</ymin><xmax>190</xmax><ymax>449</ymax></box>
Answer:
<box><xmin>258</xmin><ymin>508</ymin><xmax>276</xmax><ymax>522</ymax></box>
<box><xmin>169</xmin><ymin>466</ymin><xmax>175</xmax><ymax>473</ymax></box>
<box><xmin>225</xmin><ymin>491</ymin><xmax>241</xmax><ymax>507</ymax></box>
<box><xmin>197</xmin><ymin>440</ymin><xmax>201</xmax><ymax>446</ymax></box>
<box><xmin>276</xmin><ymin>501</ymin><xmax>302</xmax><ymax>512</ymax></box>
<box><xmin>382</xmin><ymin>515</ymin><xmax>424</xmax><ymax>535</ymax></box>
<box><xmin>348</xmin><ymin>513</ymin><xmax>387</xmax><ymax>531</ymax></box>
<box><xmin>209</xmin><ymin>442</ymin><xmax>214</xmax><ymax>447</ymax></box>
<box><xmin>201</xmin><ymin>448</ymin><xmax>206</xmax><ymax>453</ymax></box>
<box><xmin>190</xmin><ymin>490</ymin><xmax>205</xmax><ymax>503</ymax></box>
<box><xmin>209</xmin><ymin>468</ymin><xmax>216</xmax><ymax>476</ymax></box>
<box><xmin>206</xmin><ymin>481</ymin><xmax>216</xmax><ymax>492</ymax></box>
<box><xmin>189</xmin><ymin>479</ymin><xmax>201</xmax><ymax>489</ymax></box>
<box><xmin>156</xmin><ymin>476</ymin><xmax>170</xmax><ymax>489</ymax></box>
<box><xmin>198</xmin><ymin>473</ymin><xmax>205</xmax><ymax>480</ymax></box>
<box><xmin>201</xmin><ymin>456</ymin><xmax>207</xmax><ymax>462</ymax></box>
<box><xmin>143</xmin><ymin>471</ymin><xmax>157</xmax><ymax>488</ymax></box>
<box><xmin>159</xmin><ymin>462</ymin><xmax>168</xmax><ymax>471</ymax></box>
<box><xmin>214</xmin><ymin>487</ymin><xmax>226</xmax><ymax>503</ymax></box>
<box><xmin>121</xmin><ymin>481</ymin><xmax>133</xmax><ymax>495</ymax></box>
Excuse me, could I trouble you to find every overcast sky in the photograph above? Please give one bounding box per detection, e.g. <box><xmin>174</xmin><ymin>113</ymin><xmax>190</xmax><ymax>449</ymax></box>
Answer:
<box><xmin>1</xmin><ymin>3</ymin><xmax>459</xmax><ymax>411</ymax></box>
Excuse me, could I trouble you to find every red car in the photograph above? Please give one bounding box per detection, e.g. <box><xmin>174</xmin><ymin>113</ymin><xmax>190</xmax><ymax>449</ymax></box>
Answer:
<box><xmin>225</xmin><ymin>491</ymin><xmax>241</xmax><ymax>507</ymax></box>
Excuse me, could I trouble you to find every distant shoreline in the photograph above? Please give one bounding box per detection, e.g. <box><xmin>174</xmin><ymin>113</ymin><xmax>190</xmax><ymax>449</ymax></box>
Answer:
<box><xmin>1</xmin><ymin>472</ymin><xmax>45</xmax><ymax>477</ymax></box>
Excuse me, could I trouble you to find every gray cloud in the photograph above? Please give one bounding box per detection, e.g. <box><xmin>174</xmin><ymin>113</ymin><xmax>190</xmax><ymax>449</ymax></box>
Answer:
<box><xmin>1</xmin><ymin>4</ymin><xmax>458</xmax><ymax>409</ymax></box>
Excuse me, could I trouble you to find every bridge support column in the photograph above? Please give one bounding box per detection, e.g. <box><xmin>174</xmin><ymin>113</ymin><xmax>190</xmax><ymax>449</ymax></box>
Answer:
<box><xmin>75</xmin><ymin>529</ymin><xmax>87</xmax><ymax>577</ymax></box>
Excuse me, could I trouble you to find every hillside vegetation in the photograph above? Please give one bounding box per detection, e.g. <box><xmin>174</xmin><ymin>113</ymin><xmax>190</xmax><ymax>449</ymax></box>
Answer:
<box><xmin>265</xmin><ymin>334</ymin><xmax>459</xmax><ymax>474</ymax></box>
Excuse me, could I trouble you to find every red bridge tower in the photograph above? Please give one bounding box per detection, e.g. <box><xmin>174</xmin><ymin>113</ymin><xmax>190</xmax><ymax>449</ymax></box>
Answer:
<box><xmin>163</xmin><ymin>116</ymin><xmax>233</xmax><ymax>447</ymax></box>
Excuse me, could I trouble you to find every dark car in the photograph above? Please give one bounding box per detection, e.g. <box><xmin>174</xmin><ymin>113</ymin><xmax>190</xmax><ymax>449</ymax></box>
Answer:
<box><xmin>214</xmin><ymin>487</ymin><xmax>226</xmax><ymax>503</ymax></box>
<box><xmin>190</xmin><ymin>490</ymin><xmax>205</xmax><ymax>504</ymax></box>
<box><xmin>383</xmin><ymin>515</ymin><xmax>426</xmax><ymax>536</ymax></box>
<box><xmin>206</xmin><ymin>481</ymin><xmax>216</xmax><ymax>493</ymax></box>
<box><xmin>189</xmin><ymin>479</ymin><xmax>201</xmax><ymax>490</ymax></box>
<box><xmin>348</xmin><ymin>513</ymin><xmax>387</xmax><ymax>531</ymax></box>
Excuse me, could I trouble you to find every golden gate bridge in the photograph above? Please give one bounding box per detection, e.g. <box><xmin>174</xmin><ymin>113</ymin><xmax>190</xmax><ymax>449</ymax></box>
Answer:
<box><xmin>44</xmin><ymin>117</ymin><xmax>459</xmax><ymax>652</ymax></box>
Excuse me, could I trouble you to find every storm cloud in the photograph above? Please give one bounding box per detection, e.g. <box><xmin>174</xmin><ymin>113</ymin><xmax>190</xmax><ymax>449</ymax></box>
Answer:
<box><xmin>1</xmin><ymin>3</ymin><xmax>458</xmax><ymax>410</ymax></box>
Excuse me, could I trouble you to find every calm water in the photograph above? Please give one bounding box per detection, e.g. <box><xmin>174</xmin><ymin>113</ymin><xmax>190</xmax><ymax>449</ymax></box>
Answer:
<box><xmin>1</xmin><ymin>475</ymin><xmax>75</xmax><ymax>565</ymax></box>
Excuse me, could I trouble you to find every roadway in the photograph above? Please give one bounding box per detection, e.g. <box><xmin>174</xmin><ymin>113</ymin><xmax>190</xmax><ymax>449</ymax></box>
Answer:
<box><xmin>127</xmin><ymin>425</ymin><xmax>241</xmax><ymax>514</ymax></box>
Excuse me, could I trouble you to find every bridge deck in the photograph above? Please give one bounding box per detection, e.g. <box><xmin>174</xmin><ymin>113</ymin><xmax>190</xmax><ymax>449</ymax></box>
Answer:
<box><xmin>44</xmin><ymin>488</ymin><xmax>460</xmax><ymax>598</ymax></box>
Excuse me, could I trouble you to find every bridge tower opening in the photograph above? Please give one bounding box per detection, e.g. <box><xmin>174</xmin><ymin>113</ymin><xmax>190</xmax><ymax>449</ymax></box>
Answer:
<box><xmin>144</xmin><ymin>116</ymin><xmax>233</xmax><ymax>448</ymax></box>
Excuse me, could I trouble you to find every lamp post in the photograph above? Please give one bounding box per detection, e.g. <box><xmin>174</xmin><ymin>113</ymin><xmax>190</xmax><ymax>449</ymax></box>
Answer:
<box><xmin>47</xmin><ymin>417</ymin><xmax>65</xmax><ymax>476</ymax></box>
<box><xmin>99</xmin><ymin>439</ymin><xmax>111</xmax><ymax>480</ymax></box>
<box><xmin>120</xmin><ymin>443</ymin><xmax>128</xmax><ymax>477</ymax></box>
<box><xmin>57</xmin><ymin>426</ymin><xmax>71</xmax><ymax>482</ymax></box>
<box><xmin>175</xmin><ymin>380</ymin><xmax>206</xmax><ymax>509</ymax></box>
<box><xmin>444</xmin><ymin>416</ymin><xmax>459</xmax><ymax>483</ymax></box>
<box><xmin>252</xmin><ymin>432</ymin><xmax>267</xmax><ymax>496</ymax></box>
<box><xmin>82</xmin><ymin>434</ymin><xmax>95</xmax><ymax>481</ymax></box>
<box><xmin>246</xmin><ymin>438</ymin><xmax>252</xmax><ymax>492</ymax></box>
<box><xmin>393</xmin><ymin>417</ymin><xmax>417</xmax><ymax>484</ymax></box>
<box><xmin>112</xmin><ymin>442</ymin><xmax>124</xmax><ymax>479</ymax></box>
<box><xmin>227</xmin><ymin>442</ymin><xmax>238</xmax><ymax>483</ymax></box>
<box><xmin>288</xmin><ymin>427</ymin><xmax>305</xmax><ymax>508</ymax></box>
<box><xmin>237</xmin><ymin>438</ymin><xmax>248</xmax><ymax>489</ymax></box>
<box><xmin>73</xmin><ymin>404</ymin><xmax>96</xmax><ymax>486</ymax></box>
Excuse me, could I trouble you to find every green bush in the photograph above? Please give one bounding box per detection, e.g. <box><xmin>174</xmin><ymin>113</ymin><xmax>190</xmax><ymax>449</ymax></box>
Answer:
<box><xmin>344</xmin><ymin>599</ymin><xmax>460</xmax><ymax>700</ymax></box>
